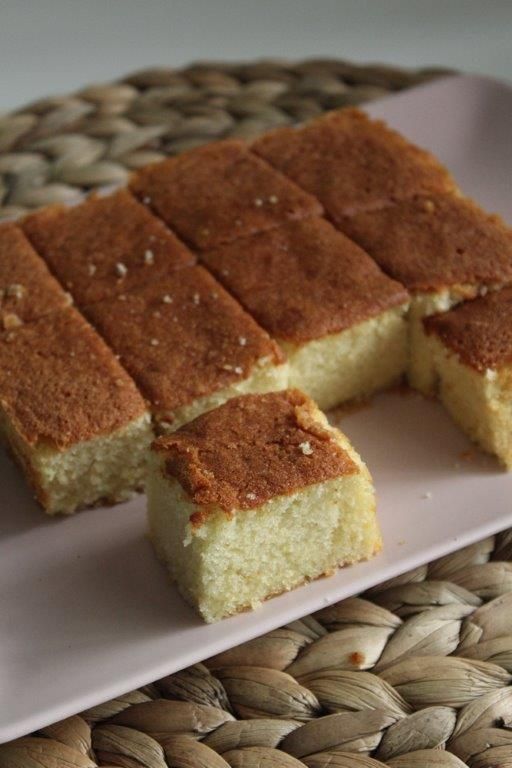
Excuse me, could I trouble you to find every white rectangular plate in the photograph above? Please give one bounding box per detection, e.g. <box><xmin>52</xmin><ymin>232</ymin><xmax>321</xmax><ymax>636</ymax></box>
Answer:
<box><xmin>2</xmin><ymin>74</ymin><xmax>512</xmax><ymax>743</ymax></box>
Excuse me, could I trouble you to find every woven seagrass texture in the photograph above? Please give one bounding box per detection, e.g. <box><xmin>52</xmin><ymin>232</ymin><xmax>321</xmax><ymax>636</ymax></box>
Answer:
<box><xmin>0</xmin><ymin>58</ymin><xmax>453</xmax><ymax>221</ymax></box>
<box><xmin>3</xmin><ymin>532</ymin><xmax>512</xmax><ymax>767</ymax></box>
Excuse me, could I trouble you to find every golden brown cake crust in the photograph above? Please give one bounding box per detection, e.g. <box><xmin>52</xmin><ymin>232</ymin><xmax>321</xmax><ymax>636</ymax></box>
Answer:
<box><xmin>154</xmin><ymin>389</ymin><xmax>358</xmax><ymax>516</ymax></box>
<box><xmin>130</xmin><ymin>139</ymin><xmax>322</xmax><ymax>250</ymax></box>
<box><xmin>201</xmin><ymin>218</ymin><xmax>409</xmax><ymax>342</ymax></box>
<box><xmin>84</xmin><ymin>265</ymin><xmax>284</xmax><ymax>417</ymax></box>
<box><xmin>253</xmin><ymin>108</ymin><xmax>456</xmax><ymax>220</ymax></box>
<box><xmin>0</xmin><ymin>307</ymin><xmax>147</xmax><ymax>449</ymax></box>
<box><xmin>338</xmin><ymin>194</ymin><xmax>512</xmax><ymax>293</ymax></box>
<box><xmin>22</xmin><ymin>189</ymin><xmax>195</xmax><ymax>305</ymax></box>
<box><xmin>424</xmin><ymin>287</ymin><xmax>512</xmax><ymax>371</ymax></box>
<box><xmin>0</xmin><ymin>223</ymin><xmax>70</xmax><ymax>328</ymax></box>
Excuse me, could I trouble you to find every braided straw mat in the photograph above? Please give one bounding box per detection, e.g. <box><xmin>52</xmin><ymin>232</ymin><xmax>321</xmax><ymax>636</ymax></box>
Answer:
<box><xmin>3</xmin><ymin>61</ymin><xmax>512</xmax><ymax>768</ymax></box>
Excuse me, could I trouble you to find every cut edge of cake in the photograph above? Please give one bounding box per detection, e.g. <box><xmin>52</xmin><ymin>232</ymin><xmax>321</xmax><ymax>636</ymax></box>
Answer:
<box><xmin>423</xmin><ymin>332</ymin><xmax>512</xmax><ymax>468</ymax></box>
<box><xmin>200</xmin><ymin>218</ymin><xmax>410</xmax><ymax>411</ymax></box>
<box><xmin>407</xmin><ymin>285</ymin><xmax>483</xmax><ymax>395</ymax></box>
<box><xmin>147</xmin><ymin>390</ymin><xmax>380</xmax><ymax>622</ymax></box>
<box><xmin>0</xmin><ymin>308</ymin><xmax>153</xmax><ymax>514</ymax></box>
<box><xmin>1</xmin><ymin>407</ymin><xmax>153</xmax><ymax>514</ymax></box>
<box><xmin>336</xmin><ymin>194</ymin><xmax>512</xmax><ymax>396</ymax></box>
<box><xmin>281</xmin><ymin>304</ymin><xmax>409</xmax><ymax>411</ymax></box>
<box><xmin>423</xmin><ymin>289</ymin><xmax>512</xmax><ymax>468</ymax></box>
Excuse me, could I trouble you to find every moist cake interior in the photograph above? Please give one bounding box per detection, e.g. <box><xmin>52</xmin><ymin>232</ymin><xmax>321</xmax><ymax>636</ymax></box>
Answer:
<box><xmin>424</xmin><ymin>288</ymin><xmax>512</xmax><ymax>468</ymax></box>
<box><xmin>338</xmin><ymin>193</ymin><xmax>512</xmax><ymax>393</ymax></box>
<box><xmin>148</xmin><ymin>390</ymin><xmax>380</xmax><ymax>622</ymax></box>
<box><xmin>0</xmin><ymin>307</ymin><xmax>151</xmax><ymax>513</ymax></box>
<box><xmin>202</xmin><ymin>217</ymin><xmax>409</xmax><ymax>409</ymax></box>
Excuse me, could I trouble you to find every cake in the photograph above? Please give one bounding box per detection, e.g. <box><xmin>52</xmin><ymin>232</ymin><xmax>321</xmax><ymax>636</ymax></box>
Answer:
<box><xmin>338</xmin><ymin>194</ymin><xmax>512</xmax><ymax>393</ymax></box>
<box><xmin>0</xmin><ymin>307</ymin><xmax>152</xmax><ymax>514</ymax></box>
<box><xmin>84</xmin><ymin>265</ymin><xmax>288</xmax><ymax>431</ymax></box>
<box><xmin>0</xmin><ymin>223</ymin><xmax>71</xmax><ymax>329</ymax></box>
<box><xmin>201</xmin><ymin>218</ymin><xmax>409</xmax><ymax>410</ymax></box>
<box><xmin>129</xmin><ymin>139</ymin><xmax>322</xmax><ymax>249</ymax></box>
<box><xmin>147</xmin><ymin>389</ymin><xmax>380</xmax><ymax>622</ymax></box>
<box><xmin>22</xmin><ymin>189</ymin><xmax>195</xmax><ymax>306</ymax></box>
<box><xmin>424</xmin><ymin>287</ymin><xmax>512</xmax><ymax>468</ymax></box>
<box><xmin>252</xmin><ymin>108</ymin><xmax>457</xmax><ymax>221</ymax></box>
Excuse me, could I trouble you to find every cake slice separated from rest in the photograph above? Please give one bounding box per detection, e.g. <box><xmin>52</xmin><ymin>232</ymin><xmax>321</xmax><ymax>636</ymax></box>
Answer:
<box><xmin>84</xmin><ymin>265</ymin><xmax>288</xmax><ymax>432</ymax></box>
<box><xmin>0</xmin><ymin>222</ymin><xmax>72</xmax><ymax>329</ymax></box>
<box><xmin>338</xmin><ymin>194</ymin><xmax>512</xmax><ymax>393</ymax></box>
<box><xmin>148</xmin><ymin>389</ymin><xmax>380</xmax><ymax>622</ymax></box>
<box><xmin>424</xmin><ymin>287</ymin><xmax>512</xmax><ymax>469</ymax></box>
<box><xmin>129</xmin><ymin>138</ymin><xmax>322</xmax><ymax>250</ymax></box>
<box><xmin>252</xmin><ymin>107</ymin><xmax>457</xmax><ymax>220</ymax></box>
<box><xmin>201</xmin><ymin>218</ymin><xmax>409</xmax><ymax>410</ymax></box>
<box><xmin>0</xmin><ymin>307</ymin><xmax>152</xmax><ymax>514</ymax></box>
<box><xmin>22</xmin><ymin>188</ymin><xmax>195</xmax><ymax>306</ymax></box>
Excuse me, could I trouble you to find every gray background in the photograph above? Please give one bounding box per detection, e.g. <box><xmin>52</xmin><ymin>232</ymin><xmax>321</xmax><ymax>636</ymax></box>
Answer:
<box><xmin>0</xmin><ymin>0</ymin><xmax>511</xmax><ymax>111</ymax></box>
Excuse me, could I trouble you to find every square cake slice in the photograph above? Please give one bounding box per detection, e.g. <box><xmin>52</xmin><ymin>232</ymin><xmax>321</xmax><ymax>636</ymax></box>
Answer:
<box><xmin>84</xmin><ymin>265</ymin><xmax>288</xmax><ymax>431</ymax></box>
<box><xmin>0</xmin><ymin>307</ymin><xmax>152</xmax><ymax>514</ymax></box>
<box><xmin>424</xmin><ymin>288</ymin><xmax>512</xmax><ymax>469</ymax></box>
<box><xmin>253</xmin><ymin>108</ymin><xmax>456</xmax><ymax>220</ymax></box>
<box><xmin>22</xmin><ymin>189</ymin><xmax>195</xmax><ymax>306</ymax></box>
<box><xmin>148</xmin><ymin>389</ymin><xmax>380</xmax><ymax>622</ymax></box>
<box><xmin>0</xmin><ymin>223</ymin><xmax>71</xmax><ymax>329</ymax></box>
<box><xmin>339</xmin><ymin>194</ymin><xmax>512</xmax><ymax>393</ymax></box>
<box><xmin>129</xmin><ymin>139</ymin><xmax>322</xmax><ymax>249</ymax></box>
<box><xmin>201</xmin><ymin>218</ymin><xmax>409</xmax><ymax>410</ymax></box>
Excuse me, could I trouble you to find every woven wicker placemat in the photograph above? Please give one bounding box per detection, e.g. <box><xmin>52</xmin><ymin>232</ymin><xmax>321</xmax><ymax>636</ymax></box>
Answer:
<box><xmin>3</xmin><ymin>60</ymin><xmax>512</xmax><ymax>768</ymax></box>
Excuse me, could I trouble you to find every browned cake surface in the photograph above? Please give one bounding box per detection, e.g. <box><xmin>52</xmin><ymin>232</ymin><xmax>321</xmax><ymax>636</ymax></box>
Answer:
<box><xmin>338</xmin><ymin>194</ymin><xmax>512</xmax><ymax>293</ymax></box>
<box><xmin>201</xmin><ymin>218</ymin><xmax>408</xmax><ymax>342</ymax></box>
<box><xmin>0</xmin><ymin>223</ymin><xmax>70</xmax><ymax>329</ymax></box>
<box><xmin>154</xmin><ymin>389</ymin><xmax>358</xmax><ymax>515</ymax></box>
<box><xmin>0</xmin><ymin>307</ymin><xmax>147</xmax><ymax>449</ymax></box>
<box><xmin>130</xmin><ymin>139</ymin><xmax>322</xmax><ymax>250</ymax></box>
<box><xmin>253</xmin><ymin>108</ymin><xmax>456</xmax><ymax>221</ymax></box>
<box><xmin>85</xmin><ymin>265</ymin><xmax>283</xmax><ymax>418</ymax></box>
<box><xmin>22</xmin><ymin>189</ymin><xmax>195</xmax><ymax>305</ymax></box>
<box><xmin>424</xmin><ymin>287</ymin><xmax>512</xmax><ymax>371</ymax></box>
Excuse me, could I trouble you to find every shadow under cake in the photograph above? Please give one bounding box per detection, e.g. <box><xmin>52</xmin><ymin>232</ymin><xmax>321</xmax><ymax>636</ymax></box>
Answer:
<box><xmin>21</xmin><ymin>189</ymin><xmax>195</xmax><ymax>306</ymax></box>
<box><xmin>129</xmin><ymin>138</ymin><xmax>322</xmax><ymax>250</ymax></box>
<box><xmin>0</xmin><ymin>307</ymin><xmax>152</xmax><ymax>514</ymax></box>
<box><xmin>424</xmin><ymin>287</ymin><xmax>512</xmax><ymax>469</ymax></box>
<box><xmin>338</xmin><ymin>193</ymin><xmax>512</xmax><ymax>393</ymax></box>
<box><xmin>84</xmin><ymin>265</ymin><xmax>288</xmax><ymax>432</ymax></box>
<box><xmin>148</xmin><ymin>389</ymin><xmax>380</xmax><ymax>623</ymax></box>
<box><xmin>0</xmin><ymin>223</ymin><xmax>71</xmax><ymax>329</ymax></box>
<box><xmin>201</xmin><ymin>217</ymin><xmax>409</xmax><ymax>410</ymax></box>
